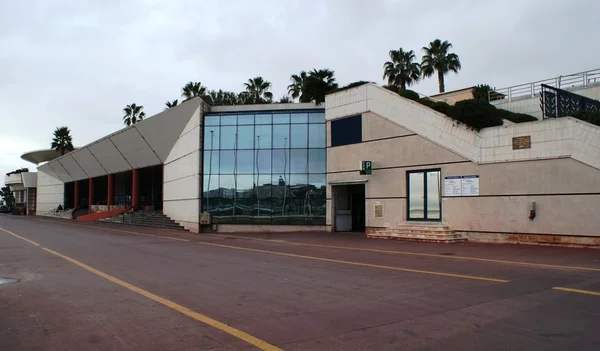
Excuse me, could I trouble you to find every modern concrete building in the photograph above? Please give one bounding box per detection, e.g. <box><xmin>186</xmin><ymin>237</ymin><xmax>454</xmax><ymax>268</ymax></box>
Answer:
<box><xmin>4</xmin><ymin>170</ymin><xmax>37</xmax><ymax>214</ymax></box>
<box><xmin>26</xmin><ymin>78</ymin><xmax>600</xmax><ymax>246</ymax></box>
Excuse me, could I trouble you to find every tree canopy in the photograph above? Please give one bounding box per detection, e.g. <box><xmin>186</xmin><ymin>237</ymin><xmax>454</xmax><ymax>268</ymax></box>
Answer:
<box><xmin>51</xmin><ymin>126</ymin><xmax>74</xmax><ymax>155</ymax></box>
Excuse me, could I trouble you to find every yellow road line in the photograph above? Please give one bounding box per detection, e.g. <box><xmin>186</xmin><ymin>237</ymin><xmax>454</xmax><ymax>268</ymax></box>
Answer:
<box><xmin>34</xmin><ymin>219</ymin><xmax>600</xmax><ymax>273</ymax></box>
<box><xmin>41</xmin><ymin>247</ymin><xmax>281</xmax><ymax>351</ymax></box>
<box><xmin>553</xmin><ymin>287</ymin><xmax>600</xmax><ymax>296</ymax></box>
<box><xmin>0</xmin><ymin>226</ymin><xmax>280</xmax><ymax>351</ymax></box>
<box><xmin>202</xmin><ymin>233</ymin><xmax>600</xmax><ymax>273</ymax></box>
<box><xmin>36</xmin><ymin>219</ymin><xmax>190</xmax><ymax>242</ymax></box>
<box><xmin>0</xmin><ymin>227</ymin><xmax>41</xmax><ymax>247</ymax></box>
<box><xmin>195</xmin><ymin>241</ymin><xmax>508</xmax><ymax>283</ymax></box>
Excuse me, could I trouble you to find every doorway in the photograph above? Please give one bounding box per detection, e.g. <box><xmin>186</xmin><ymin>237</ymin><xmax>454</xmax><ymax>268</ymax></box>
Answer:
<box><xmin>333</xmin><ymin>184</ymin><xmax>366</xmax><ymax>232</ymax></box>
<box><xmin>407</xmin><ymin>169</ymin><xmax>441</xmax><ymax>221</ymax></box>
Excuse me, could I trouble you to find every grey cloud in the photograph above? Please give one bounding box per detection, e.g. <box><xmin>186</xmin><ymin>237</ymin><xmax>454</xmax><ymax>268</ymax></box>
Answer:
<box><xmin>1</xmin><ymin>0</ymin><xmax>599</xmax><ymax>178</ymax></box>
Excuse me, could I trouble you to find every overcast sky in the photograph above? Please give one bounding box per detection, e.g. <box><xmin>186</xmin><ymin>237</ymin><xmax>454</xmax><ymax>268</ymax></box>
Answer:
<box><xmin>1</xmin><ymin>0</ymin><xmax>599</xmax><ymax>179</ymax></box>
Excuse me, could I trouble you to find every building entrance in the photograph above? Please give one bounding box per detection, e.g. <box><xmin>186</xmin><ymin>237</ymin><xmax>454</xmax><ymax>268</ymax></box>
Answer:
<box><xmin>333</xmin><ymin>184</ymin><xmax>366</xmax><ymax>232</ymax></box>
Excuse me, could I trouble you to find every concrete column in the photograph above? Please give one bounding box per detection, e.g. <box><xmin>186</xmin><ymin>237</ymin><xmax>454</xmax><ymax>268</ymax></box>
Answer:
<box><xmin>74</xmin><ymin>181</ymin><xmax>80</xmax><ymax>210</ymax></box>
<box><xmin>132</xmin><ymin>169</ymin><xmax>140</xmax><ymax>209</ymax></box>
<box><xmin>88</xmin><ymin>178</ymin><xmax>94</xmax><ymax>213</ymax></box>
<box><xmin>107</xmin><ymin>174</ymin><xmax>114</xmax><ymax>210</ymax></box>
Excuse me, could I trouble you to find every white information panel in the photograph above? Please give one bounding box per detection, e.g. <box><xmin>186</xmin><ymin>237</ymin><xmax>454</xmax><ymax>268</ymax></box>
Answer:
<box><xmin>461</xmin><ymin>175</ymin><xmax>480</xmax><ymax>196</ymax></box>
<box><xmin>444</xmin><ymin>176</ymin><xmax>462</xmax><ymax>196</ymax></box>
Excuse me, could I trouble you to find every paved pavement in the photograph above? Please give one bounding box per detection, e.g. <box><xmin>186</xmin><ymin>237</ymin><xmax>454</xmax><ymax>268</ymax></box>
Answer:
<box><xmin>1</xmin><ymin>215</ymin><xmax>599</xmax><ymax>350</ymax></box>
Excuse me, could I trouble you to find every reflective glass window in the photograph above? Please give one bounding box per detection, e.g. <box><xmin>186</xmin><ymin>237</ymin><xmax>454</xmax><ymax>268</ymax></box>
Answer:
<box><xmin>272</xmin><ymin>125</ymin><xmax>290</xmax><ymax>149</ymax></box>
<box><xmin>308</xmin><ymin>124</ymin><xmax>326</xmax><ymax>148</ymax></box>
<box><xmin>255</xmin><ymin>113</ymin><xmax>272</xmax><ymax>124</ymax></box>
<box><xmin>237</xmin><ymin>114</ymin><xmax>254</xmax><ymax>125</ymax></box>
<box><xmin>204</xmin><ymin>127</ymin><xmax>220</xmax><ymax>150</ymax></box>
<box><xmin>220</xmin><ymin>126</ymin><xmax>236</xmax><ymax>149</ymax></box>
<box><xmin>273</xmin><ymin>113</ymin><xmax>290</xmax><ymax>124</ymax></box>
<box><xmin>204</xmin><ymin>115</ymin><xmax>219</xmax><ymax>126</ymax></box>
<box><xmin>220</xmin><ymin>114</ymin><xmax>237</xmax><ymax>125</ymax></box>
<box><xmin>290</xmin><ymin>149</ymin><xmax>308</xmax><ymax>173</ymax></box>
<box><xmin>308</xmin><ymin>149</ymin><xmax>326</xmax><ymax>173</ymax></box>
<box><xmin>219</xmin><ymin>151</ymin><xmax>235</xmax><ymax>174</ymax></box>
<box><xmin>290</xmin><ymin>124</ymin><xmax>308</xmax><ymax>148</ymax></box>
<box><xmin>255</xmin><ymin>125</ymin><xmax>272</xmax><ymax>149</ymax></box>
<box><xmin>308</xmin><ymin>112</ymin><xmax>325</xmax><ymax>123</ymax></box>
<box><xmin>290</xmin><ymin>112</ymin><xmax>308</xmax><ymax>123</ymax></box>
<box><xmin>236</xmin><ymin>150</ymin><xmax>255</xmax><ymax>174</ymax></box>
<box><xmin>237</xmin><ymin>125</ymin><xmax>254</xmax><ymax>149</ymax></box>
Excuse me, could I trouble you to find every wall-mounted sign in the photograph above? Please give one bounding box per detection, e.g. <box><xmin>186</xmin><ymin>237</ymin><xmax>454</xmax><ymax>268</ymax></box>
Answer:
<box><xmin>360</xmin><ymin>161</ymin><xmax>373</xmax><ymax>175</ymax></box>
<box><xmin>461</xmin><ymin>175</ymin><xmax>480</xmax><ymax>196</ymax></box>
<box><xmin>444</xmin><ymin>175</ymin><xmax>480</xmax><ymax>196</ymax></box>
<box><xmin>374</xmin><ymin>204</ymin><xmax>384</xmax><ymax>218</ymax></box>
<box><xmin>444</xmin><ymin>176</ymin><xmax>462</xmax><ymax>196</ymax></box>
<box><xmin>512</xmin><ymin>136</ymin><xmax>531</xmax><ymax>150</ymax></box>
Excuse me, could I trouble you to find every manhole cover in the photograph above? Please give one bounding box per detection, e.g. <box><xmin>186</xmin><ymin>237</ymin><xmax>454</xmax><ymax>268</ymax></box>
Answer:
<box><xmin>439</xmin><ymin>253</ymin><xmax>456</xmax><ymax>256</ymax></box>
<box><xmin>0</xmin><ymin>277</ymin><xmax>18</xmax><ymax>286</ymax></box>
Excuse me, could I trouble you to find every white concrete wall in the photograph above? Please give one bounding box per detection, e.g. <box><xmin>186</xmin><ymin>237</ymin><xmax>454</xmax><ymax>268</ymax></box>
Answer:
<box><xmin>162</xmin><ymin>106</ymin><xmax>202</xmax><ymax>232</ymax></box>
<box><xmin>490</xmin><ymin>84</ymin><xmax>600</xmax><ymax>120</ymax></box>
<box><xmin>36</xmin><ymin>168</ymin><xmax>64</xmax><ymax>215</ymax></box>
<box><xmin>325</xmin><ymin>84</ymin><xmax>600</xmax><ymax>172</ymax></box>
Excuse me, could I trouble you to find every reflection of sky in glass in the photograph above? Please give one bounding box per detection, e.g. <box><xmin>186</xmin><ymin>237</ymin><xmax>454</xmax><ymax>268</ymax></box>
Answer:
<box><xmin>408</xmin><ymin>171</ymin><xmax>441</xmax><ymax>220</ymax></box>
<box><xmin>202</xmin><ymin>110</ymin><xmax>326</xmax><ymax>225</ymax></box>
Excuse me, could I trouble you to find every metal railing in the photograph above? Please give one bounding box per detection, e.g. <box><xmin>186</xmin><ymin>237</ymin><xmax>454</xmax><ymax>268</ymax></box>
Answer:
<box><xmin>541</xmin><ymin>84</ymin><xmax>600</xmax><ymax>119</ymax></box>
<box><xmin>490</xmin><ymin>68</ymin><xmax>600</xmax><ymax>102</ymax></box>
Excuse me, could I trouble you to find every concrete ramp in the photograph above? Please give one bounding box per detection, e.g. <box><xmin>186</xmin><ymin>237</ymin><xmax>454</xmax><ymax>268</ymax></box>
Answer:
<box><xmin>326</xmin><ymin>83</ymin><xmax>600</xmax><ymax>171</ymax></box>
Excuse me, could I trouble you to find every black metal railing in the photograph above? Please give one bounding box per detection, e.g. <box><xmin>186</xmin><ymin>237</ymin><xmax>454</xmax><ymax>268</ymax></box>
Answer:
<box><xmin>540</xmin><ymin>84</ymin><xmax>600</xmax><ymax>119</ymax></box>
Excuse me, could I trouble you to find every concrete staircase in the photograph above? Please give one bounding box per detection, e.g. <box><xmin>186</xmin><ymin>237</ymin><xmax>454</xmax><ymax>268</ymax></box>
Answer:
<box><xmin>366</xmin><ymin>224</ymin><xmax>466</xmax><ymax>243</ymax></box>
<box><xmin>100</xmin><ymin>211</ymin><xmax>186</xmax><ymax>231</ymax></box>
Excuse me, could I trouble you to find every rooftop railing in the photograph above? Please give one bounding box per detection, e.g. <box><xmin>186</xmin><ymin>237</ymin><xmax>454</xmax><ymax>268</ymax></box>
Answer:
<box><xmin>489</xmin><ymin>68</ymin><xmax>600</xmax><ymax>102</ymax></box>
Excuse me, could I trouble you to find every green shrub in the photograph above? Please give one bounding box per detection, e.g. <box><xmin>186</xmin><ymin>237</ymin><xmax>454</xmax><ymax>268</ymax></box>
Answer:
<box><xmin>397</xmin><ymin>89</ymin><xmax>420</xmax><ymax>101</ymax></box>
<box><xmin>449</xmin><ymin>99</ymin><xmax>503</xmax><ymax>131</ymax></box>
<box><xmin>571</xmin><ymin>111</ymin><xmax>600</xmax><ymax>126</ymax></box>
<box><xmin>431</xmin><ymin>101</ymin><xmax>452</xmax><ymax>115</ymax></box>
<box><xmin>417</xmin><ymin>98</ymin><xmax>435</xmax><ymax>108</ymax></box>
<box><xmin>494</xmin><ymin>109</ymin><xmax>537</xmax><ymax>123</ymax></box>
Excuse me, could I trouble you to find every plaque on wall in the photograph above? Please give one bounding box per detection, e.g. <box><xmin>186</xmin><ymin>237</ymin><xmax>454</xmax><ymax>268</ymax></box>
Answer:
<box><xmin>512</xmin><ymin>136</ymin><xmax>531</xmax><ymax>150</ymax></box>
<box><xmin>374</xmin><ymin>204</ymin><xmax>384</xmax><ymax>218</ymax></box>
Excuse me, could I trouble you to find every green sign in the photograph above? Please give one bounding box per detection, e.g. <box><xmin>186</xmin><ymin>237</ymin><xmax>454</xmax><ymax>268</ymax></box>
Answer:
<box><xmin>361</xmin><ymin>161</ymin><xmax>373</xmax><ymax>175</ymax></box>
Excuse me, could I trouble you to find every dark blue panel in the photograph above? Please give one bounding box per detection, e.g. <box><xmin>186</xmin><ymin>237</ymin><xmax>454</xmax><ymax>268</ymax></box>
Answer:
<box><xmin>331</xmin><ymin>115</ymin><xmax>362</xmax><ymax>147</ymax></box>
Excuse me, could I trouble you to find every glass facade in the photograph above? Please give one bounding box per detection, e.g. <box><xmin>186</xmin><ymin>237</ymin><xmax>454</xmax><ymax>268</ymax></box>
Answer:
<box><xmin>202</xmin><ymin>110</ymin><xmax>326</xmax><ymax>225</ymax></box>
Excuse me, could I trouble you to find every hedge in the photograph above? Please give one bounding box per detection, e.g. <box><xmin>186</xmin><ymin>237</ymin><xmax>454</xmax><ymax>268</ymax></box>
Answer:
<box><xmin>571</xmin><ymin>111</ymin><xmax>600</xmax><ymax>126</ymax></box>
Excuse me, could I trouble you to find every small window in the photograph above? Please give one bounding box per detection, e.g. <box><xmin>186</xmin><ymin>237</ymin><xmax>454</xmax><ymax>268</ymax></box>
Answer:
<box><xmin>331</xmin><ymin>115</ymin><xmax>361</xmax><ymax>147</ymax></box>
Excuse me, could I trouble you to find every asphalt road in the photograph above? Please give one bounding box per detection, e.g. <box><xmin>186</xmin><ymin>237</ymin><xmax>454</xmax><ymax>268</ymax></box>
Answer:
<box><xmin>1</xmin><ymin>215</ymin><xmax>599</xmax><ymax>350</ymax></box>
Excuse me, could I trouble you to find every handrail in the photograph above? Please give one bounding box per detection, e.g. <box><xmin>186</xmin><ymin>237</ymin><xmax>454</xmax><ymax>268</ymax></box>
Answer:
<box><xmin>490</xmin><ymin>68</ymin><xmax>600</xmax><ymax>102</ymax></box>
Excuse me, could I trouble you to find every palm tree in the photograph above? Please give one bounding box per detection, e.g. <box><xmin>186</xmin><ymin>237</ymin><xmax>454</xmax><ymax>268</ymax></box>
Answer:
<box><xmin>278</xmin><ymin>95</ymin><xmax>292</xmax><ymax>103</ymax></box>
<box><xmin>164</xmin><ymin>99</ymin><xmax>178</xmax><ymax>110</ymax></box>
<box><xmin>51</xmin><ymin>126</ymin><xmax>74</xmax><ymax>155</ymax></box>
<box><xmin>244</xmin><ymin>77</ymin><xmax>273</xmax><ymax>104</ymax></box>
<box><xmin>287</xmin><ymin>71</ymin><xmax>307</xmax><ymax>101</ymax></box>
<box><xmin>208</xmin><ymin>89</ymin><xmax>239</xmax><ymax>106</ymax></box>
<box><xmin>123</xmin><ymin>103</ymin><xmax>145</xmax><ymax>126</ymax></box>
<box><xmin>181</xmin><ymin>81</ymin><xmax>208</xmax><ymax>101</ymax></box>
<box><xmin>383</xmin><ymin>48</ymin><xmax>421</xmax><ymax>90</ymax></box>
<box><xmin>421</xmin><ymin>39</ymin><xmax>461</xmax><ymax>93</ymax></box>
<box><xmin>301</xmin><ymin>69</ymin><xmax>338</xmax><ymax>104</ymax></box>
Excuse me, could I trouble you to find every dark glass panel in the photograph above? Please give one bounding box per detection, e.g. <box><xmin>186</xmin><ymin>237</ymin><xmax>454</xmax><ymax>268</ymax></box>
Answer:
<box><xmin>331</xmin><ymin>114</ymin><xmax>362</xmax><ymax>147</ymax></box>
<box><xmin>202</xmin><ymin>174</ymin><xmax>219</xmax><ymax>213</ymax></box>
<box><xmin>288</xmin><ymin>174</ymin><xmax>308</xmax><ymax>224</ymax></box>
<box><xmin>307</xmin><ymin>174</ymin><xmax>326</xmax><ymax>225</ymax></box>
<box><xmin>235</xmin><ymin>175</ymin><xmax>255</xmax><ymax>224</ymax></box>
